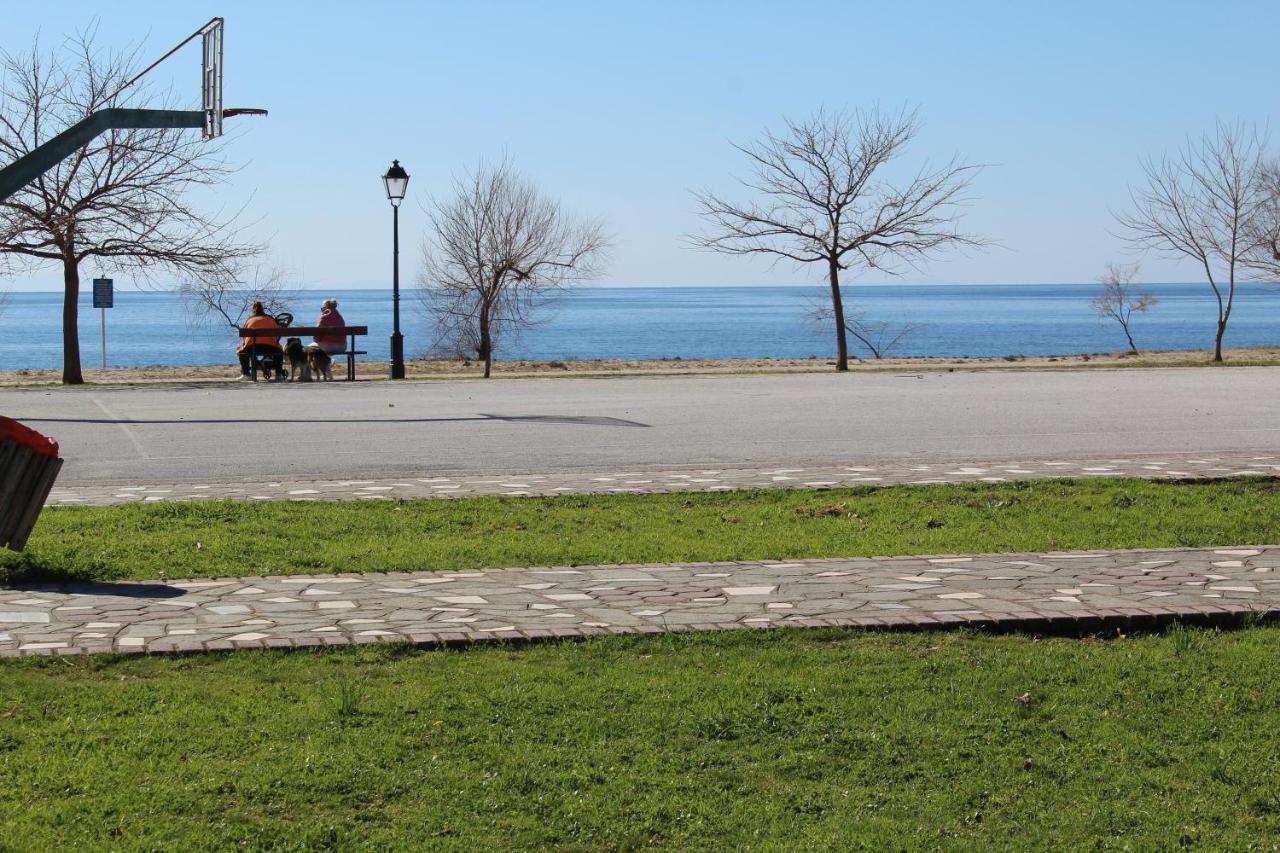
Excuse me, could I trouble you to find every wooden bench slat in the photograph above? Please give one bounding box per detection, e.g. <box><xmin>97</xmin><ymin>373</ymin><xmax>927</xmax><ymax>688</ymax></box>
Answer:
<box><xmin>237</xmin><ymin>326</ymin><xmax>369</xmax><ymax>336</ymax></box>
<box><xmin>9</xmin><ymin>456</ymin><xmax>62</xmax><ymax>551</ymax></box>
<box><xmin>0</xmin><ymin>441</ymin><xmax>23</xmax><ymax>541</ymax></box>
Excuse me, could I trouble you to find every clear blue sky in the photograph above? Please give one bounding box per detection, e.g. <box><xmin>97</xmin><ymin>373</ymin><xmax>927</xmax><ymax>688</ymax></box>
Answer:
<box><xmin>3</xmin><ymin>0</ymin><xmax>1277</xmax><ymax>291</ymax></box>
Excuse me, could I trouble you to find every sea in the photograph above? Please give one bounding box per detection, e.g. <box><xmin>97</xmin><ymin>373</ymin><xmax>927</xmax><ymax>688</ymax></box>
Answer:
<box><xmin>1</xmin><ymin>283</ymin><xmax>1278</xmax><ymax>370</ymax></box>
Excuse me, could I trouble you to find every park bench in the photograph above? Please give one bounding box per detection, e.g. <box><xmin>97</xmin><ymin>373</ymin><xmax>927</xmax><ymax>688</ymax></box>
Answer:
<box><xmin>0</xmin><ymin>417</ymin><xmax>63</xmax><ymax>551</ymax></box>
<box><xmin>238</xmin><ymin>325</ymin><xmax>369</xmax><ymax>381</ymax></box>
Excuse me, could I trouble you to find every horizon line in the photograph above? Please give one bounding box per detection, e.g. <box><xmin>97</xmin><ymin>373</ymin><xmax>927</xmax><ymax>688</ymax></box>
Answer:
<box><xmin>5</xmin><ymin>281</ymin><xmax>1274</xmax><ymax>295</ymax></box>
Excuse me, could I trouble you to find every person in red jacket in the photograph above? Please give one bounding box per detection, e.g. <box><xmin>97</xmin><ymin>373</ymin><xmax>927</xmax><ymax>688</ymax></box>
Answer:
<box><xmin>237</xmin><ymin>302</ymin><xmax>285</xmax><ymax>381</ymax></box>
<box><xmin>313</xmin><ymin>298</ymin><xmax>347</xmax><ymax>355</ymax></box>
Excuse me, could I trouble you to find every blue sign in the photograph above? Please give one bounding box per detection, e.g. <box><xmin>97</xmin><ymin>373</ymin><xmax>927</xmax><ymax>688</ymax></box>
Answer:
<box><xmin>92</xmin><ymin>278</ymin><xmax>113</xmax><ymax>309</ymax></box>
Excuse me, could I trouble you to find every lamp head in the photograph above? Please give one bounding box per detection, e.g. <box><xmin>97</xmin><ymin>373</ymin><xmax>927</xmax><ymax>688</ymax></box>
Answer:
<box><xmin>382</xmin><ymin>159</ymin><xmax>409</xmax><ymax>205</ymax></box>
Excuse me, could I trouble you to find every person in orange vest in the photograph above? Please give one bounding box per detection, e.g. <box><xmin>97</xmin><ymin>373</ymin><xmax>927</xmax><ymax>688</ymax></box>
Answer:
<box><xmin>237</xmin><ymin>301</ymin><xmax>285</xmax><ymax>381</ymax></box>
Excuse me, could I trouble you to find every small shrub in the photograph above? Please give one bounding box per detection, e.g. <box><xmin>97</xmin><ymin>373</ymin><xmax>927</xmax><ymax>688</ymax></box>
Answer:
<box><xmin>330</xmin><ymin>678</ymin><xmax>366</xmax><ymax>726</ymax></box>
<box><xmin>1167</xmin><ymin>622</ymin><xmax>1208</xmax><ymax>656</ymax></box>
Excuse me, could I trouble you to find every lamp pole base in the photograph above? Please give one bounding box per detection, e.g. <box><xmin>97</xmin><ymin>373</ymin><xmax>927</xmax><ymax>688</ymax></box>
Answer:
<box><xmin>389</xmin><ymin>333</ymin><xmax>405</xmax><ymax>380</ymax></box>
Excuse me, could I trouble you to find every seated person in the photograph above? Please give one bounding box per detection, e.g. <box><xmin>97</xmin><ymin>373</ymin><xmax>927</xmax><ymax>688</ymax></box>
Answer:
<box><xmin>313</xmin><ymin>298</ymin><xmax>347</xmax><ymax>355</ymax></box>
<box><xmin>237</xmin><ymin>301</ymin><xmax>285</xmax><ymax>380</ymax></box>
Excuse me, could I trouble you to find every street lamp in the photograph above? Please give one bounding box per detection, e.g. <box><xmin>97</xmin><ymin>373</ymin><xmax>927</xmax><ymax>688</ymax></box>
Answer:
<box><xmin>382</xmin><ymin>159</ymin><xmax>410</xmax><ymax>379</ymax></box>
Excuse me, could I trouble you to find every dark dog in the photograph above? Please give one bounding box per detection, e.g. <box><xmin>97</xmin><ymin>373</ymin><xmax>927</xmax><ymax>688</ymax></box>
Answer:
<box><xmin>307</xmin><ymin>345</ymin><xmax>334</xmax><ymax>381</ymax></box>
<box><xmin>284</xmin><ymin>338</ymin><xmax>310</xmax><ymax>382</ymax></box>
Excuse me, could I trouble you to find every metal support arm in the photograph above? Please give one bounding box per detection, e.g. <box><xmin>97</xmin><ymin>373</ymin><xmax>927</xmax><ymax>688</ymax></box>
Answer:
<box><xmin>0</xmin><ymin>108</ymin><xmax>204</xmax><ymax>203</ymax></box>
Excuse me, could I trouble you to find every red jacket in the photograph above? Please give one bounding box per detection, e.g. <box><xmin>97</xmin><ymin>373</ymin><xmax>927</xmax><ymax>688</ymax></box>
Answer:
<box><xmin>314</xmin><ymin>307</ymin><xmax>346</xmax><ymax>347</ymax></box>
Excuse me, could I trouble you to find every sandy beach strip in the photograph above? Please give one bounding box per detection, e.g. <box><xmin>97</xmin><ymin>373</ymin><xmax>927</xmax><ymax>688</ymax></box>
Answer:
<box><xmin>3</xmin><ymin>347</ymin><xmax>1279</xmax><ymax>386</ymax></box>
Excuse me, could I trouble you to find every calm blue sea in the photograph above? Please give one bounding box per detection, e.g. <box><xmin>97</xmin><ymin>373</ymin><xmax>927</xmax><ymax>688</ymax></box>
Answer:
<box><xmin>1</xmin><ymin>283</ymin><xmax>1278</xmax><ymax>369</ymax></box>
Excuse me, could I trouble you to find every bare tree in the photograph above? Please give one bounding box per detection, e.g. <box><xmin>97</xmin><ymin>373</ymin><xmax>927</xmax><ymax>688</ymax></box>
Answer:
<box><xmin>0</xmin><ymin>32</ymin><xmax>257</xmax><ymax>384</ymax></box>
<box><xmin>1244</xmin><ymin>158</ymin><xmax>1280</xmax><ymax>280</ymax></box>
<box><xmin>808</xmin><ymin>300</ymin><xmax>923</xmax><ymax>360</ymax></box>
<box><xmin>1089</xmin><ymin>263</ymin><xmax>1157</xmax><ymax>354</ymax></box>
<box><xmin>1116</xmin><ymin>122</ymin><xmax>1269</xmax><ymax>362</ymax></box>
<box><xmin>418</xmin><ymin>160</ymin><xmax>608</xmax><ymax>378</ymax></box>
<box><xmin>180</xmin><ymin>261</ymin><xmax>299</xmax><ymax>333</ymax></box>
<box><xmin>692</xmin><ymin>107</ymin><xmax>983</xmax><ymax>371</ymax></box>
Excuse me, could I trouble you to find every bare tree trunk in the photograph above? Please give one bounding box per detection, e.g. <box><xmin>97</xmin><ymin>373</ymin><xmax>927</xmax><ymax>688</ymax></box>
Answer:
<box><xmin>828</xmin><ymin>259</ymin><xmax>849</xmax><ymax>372</ymax></box>
<box><xmin>1218</xmin><ymin>274</ymin><xmax>1235</xmax><ymax>363</ymax></box>
<box><xmin>479</xmin><ymin>302</ymin><xmax>493</xmax><ymax>379</ymax></box>
<box><xmin>1210</xmin><ymin>280</ymin><xmax>1226</xmax><ymax>362</ymax></box>
<box><xmin>1122</xmin><ymin>322</ymin><xmax>1138</xmax><ymax>354</ymax></box>
<box><xmin>61</xmin><ymin>251</ymin><xmax>83</xmax><ymax>385</ymax></box>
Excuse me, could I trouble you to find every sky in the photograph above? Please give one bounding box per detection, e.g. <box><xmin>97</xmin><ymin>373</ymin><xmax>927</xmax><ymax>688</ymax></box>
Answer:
<box><xmin>1</xmin><ymin>0</ymin><xmax>1277</xmax><ymax>291</ymax></box>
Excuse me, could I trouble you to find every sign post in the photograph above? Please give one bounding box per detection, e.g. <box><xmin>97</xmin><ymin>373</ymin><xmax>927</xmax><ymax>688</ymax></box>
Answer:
<box><xmin>92</xmin><ymin>278</ymin><xmax>113</xmax><ymax>369</ymax></box>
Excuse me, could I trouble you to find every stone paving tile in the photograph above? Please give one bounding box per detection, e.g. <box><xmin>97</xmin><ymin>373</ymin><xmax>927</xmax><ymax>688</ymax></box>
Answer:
<box><xmin>2</xmin><ymin>546</ymin><xmax>1279</xmax><ymax>657</ymax></box>
<box><xmin>42</xmin><ymin>451</ymin><xmax>1280</xmax><ymax>507</ymax></box>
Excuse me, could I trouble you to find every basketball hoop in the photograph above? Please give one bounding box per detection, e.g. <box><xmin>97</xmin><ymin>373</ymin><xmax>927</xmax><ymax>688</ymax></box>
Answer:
<box><xmin>90</xmin><ymin>16</ymin><xmax>267</xmax><ymax>140</ymax></box>
<box><xmin>0</xmin><ymin>17</ymin><xmax>268</xmax><ymax>202</ymax></box>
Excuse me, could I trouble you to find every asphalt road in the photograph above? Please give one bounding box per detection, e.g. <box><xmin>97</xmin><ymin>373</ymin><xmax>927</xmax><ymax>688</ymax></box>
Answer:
<box><xmin>3</xmin><ymin>368</ymin><xmax>1277</xmax><ymax>484</ymax></box>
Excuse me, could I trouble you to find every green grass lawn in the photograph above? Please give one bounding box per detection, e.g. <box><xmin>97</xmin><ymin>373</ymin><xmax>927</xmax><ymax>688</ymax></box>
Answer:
<box><xmin>2</xmin><ymin>626</ymin><xmax>1279</xmax><ymax>849</ymax></box>
<box><xmin>4</xmin><ymin>477</ymin><xmax>1280</xmax><ymax>584</ymax></box>
<box><xmin>5</xmin><ymin>477</ymin><xmax>1280</xmax><ymax>848</ymax></box>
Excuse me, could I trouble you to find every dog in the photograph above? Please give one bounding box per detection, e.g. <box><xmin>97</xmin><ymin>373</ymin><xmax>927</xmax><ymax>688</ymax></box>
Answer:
<box><xmin>283</xmin><ymin>338</ymin><xmax>311</xmax><ymax>382</ymax></box>
<box><xmin>306</xmin><ymin>345</ymin><xmax>334</xmax><ymax>381</ymax></box>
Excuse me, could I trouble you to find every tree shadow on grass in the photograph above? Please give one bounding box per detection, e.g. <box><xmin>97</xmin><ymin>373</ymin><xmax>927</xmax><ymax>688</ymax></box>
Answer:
<box><xmin>0</xmin><ymin>554</ymin><xmax>182</xmax><ymax>597</ymax></box>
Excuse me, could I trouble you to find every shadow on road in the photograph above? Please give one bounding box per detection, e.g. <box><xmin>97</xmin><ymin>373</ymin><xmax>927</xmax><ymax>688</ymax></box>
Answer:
<box><xmin>14</xmin><ymin>413</ymin><xmax>650</xmax><ymax>428</ymax></box>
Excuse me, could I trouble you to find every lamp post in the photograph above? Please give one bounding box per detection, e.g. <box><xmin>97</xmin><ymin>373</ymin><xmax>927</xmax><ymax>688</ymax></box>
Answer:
<box><xmin>382</xmin><ymin>159</ymin><xmax>410</xmax><ymax>379</ymax></box>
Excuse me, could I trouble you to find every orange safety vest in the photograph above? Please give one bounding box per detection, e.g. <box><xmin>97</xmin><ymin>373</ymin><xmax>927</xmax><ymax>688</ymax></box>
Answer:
<box><xmin>238</xmin><ymin>314</ymin><xmax>283</xmax><ymax>352</ymax></box>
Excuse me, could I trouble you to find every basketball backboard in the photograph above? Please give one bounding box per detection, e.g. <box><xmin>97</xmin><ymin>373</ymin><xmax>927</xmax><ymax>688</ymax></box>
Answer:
<box><xmin>201</xmin><ymin>17</ymin><xmax>223</xmax><ymax>139</ymax></box>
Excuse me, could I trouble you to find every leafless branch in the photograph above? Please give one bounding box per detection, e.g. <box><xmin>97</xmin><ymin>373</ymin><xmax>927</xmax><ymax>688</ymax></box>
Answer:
<box><xmin>1115</xmin><ymin>121</ymin><xmax>1268</xmax><ymax>361</ymax></box>
<box><xmin>180</xmin><ymin>260</ymin><xmax>300</xmax><ymax>333</ymax></box>
<box><xmin>690</xmin><ymin>106</ymin><xmax>984</xmax><ymax>370</ymax></box>
<box><xmin>417</xmin><ymin>158</ymin><xmax>609</xmax><ymax>377</ymax></box>
<box><xmin>1243</xmin><ymin>158</ymin><xmax>1280</xmax><ymax>280</ymax></box>
<box><xmin>807</xmin><ymin>297</ymin><xmax>924</xmax><ymax>360</ymax></box>
<box><xmin>1089</xmin><ymin>262</ymin><xmax>1157</xmax><ymax>354</ymax></box>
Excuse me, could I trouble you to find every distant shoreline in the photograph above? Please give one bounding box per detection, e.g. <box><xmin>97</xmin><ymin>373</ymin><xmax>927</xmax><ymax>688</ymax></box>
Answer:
<box><xmin>3</xmin><ymin>347</ymin><xmax>1278</xmax><ymax>387</ymax></box>
<box><xmin>4</xmin><ymin>281</ymin><xmax>1276</xmax><ymax>295</ymax></box>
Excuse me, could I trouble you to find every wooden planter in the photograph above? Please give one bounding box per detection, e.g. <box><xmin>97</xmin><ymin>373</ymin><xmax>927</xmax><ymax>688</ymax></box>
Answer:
<box><xmin>0</xmin><ymin>419</ymin><xmax>63</xmax><ymax>552</ymax></box>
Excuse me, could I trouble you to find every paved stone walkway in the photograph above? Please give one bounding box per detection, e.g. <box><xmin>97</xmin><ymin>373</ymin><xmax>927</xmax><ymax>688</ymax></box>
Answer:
<box><xmin>44</xmin><ymin>451</ymin><xmax>1280</xmax><ymax>506</ymax></box>
<box><xmin>3</xmin><ymin>546</ymin><xmax>1276</xmax><ymax>657</ymax></box>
